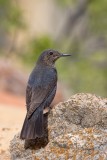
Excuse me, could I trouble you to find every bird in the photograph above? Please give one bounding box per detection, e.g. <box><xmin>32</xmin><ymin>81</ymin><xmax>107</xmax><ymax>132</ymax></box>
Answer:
<box><xmin>20</xmin><ymin>49</ymin><xmax>71</xmax><ymax>140</ymax></box>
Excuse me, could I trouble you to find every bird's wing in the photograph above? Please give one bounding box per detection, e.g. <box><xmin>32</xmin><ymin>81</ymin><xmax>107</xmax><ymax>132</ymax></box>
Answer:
<box><xmin>26</xmin><ymin>79</ymin><xmax>56</xmax><ymax>119</ymax></box>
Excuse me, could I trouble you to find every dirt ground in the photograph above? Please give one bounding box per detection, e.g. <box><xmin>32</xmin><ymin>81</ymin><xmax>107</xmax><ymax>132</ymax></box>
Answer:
<box><xmin>0</xmin><ymin>91</ymin><xmax>26</xmax><ymax>160</ymax></box>
<box><xmin>0</xmin><ymin>88</ymin><xmax>64</xmax><ymax>159</ymax></box>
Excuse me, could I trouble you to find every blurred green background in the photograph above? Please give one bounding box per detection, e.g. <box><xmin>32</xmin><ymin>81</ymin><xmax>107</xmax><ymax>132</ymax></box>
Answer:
<box><xmin>0</xmin><ymin>0</ymin><xmax>107</xmax><ymax>98</ymax></box>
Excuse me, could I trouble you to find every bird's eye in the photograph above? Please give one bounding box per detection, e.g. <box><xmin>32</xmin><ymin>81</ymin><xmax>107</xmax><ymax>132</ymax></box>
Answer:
<box><xmin>49</xmin><ymin>51</ymin><xmax>53</xmax><ymax>55</ymax></box>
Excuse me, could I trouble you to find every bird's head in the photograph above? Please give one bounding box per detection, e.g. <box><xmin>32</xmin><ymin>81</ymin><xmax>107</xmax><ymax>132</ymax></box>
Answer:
<box><xmin>37</xmin><ymin>49</ymin><xmax>71</xmax><ymax>67</ymax></box>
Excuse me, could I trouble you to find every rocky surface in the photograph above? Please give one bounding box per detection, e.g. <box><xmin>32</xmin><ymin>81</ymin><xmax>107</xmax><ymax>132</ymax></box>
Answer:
<box><xmin>10</xmin><ymin>93</ymin><xmax>107</xmax><ymax>160</ymax></box>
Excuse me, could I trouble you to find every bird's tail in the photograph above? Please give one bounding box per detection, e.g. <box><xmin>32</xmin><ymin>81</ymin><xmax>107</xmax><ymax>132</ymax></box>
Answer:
<box><xmin>20</xmin><ymin>107</ymin><xmax>44</xmax><ymax>139</ymax></box>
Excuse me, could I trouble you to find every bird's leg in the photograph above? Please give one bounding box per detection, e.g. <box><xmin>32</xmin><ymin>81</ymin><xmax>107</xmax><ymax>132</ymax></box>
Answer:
<box><xmin>43</xmin><ymin>107</ymin><xmax>50</xmax><ymax>114</ymax></box>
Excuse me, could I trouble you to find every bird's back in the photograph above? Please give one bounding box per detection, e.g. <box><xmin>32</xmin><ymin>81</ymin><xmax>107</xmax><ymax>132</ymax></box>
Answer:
<box><xmin>28</xmin><ymin>65</ymin><xmax>57</xmax><ymax>88</ymax></box>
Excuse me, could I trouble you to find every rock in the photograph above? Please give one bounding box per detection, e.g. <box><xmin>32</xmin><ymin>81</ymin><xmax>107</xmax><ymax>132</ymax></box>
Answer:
<box><xmin>10</xmin><ymin>93</ymin><xmax>107</xmax><ymax>160</ymax></box>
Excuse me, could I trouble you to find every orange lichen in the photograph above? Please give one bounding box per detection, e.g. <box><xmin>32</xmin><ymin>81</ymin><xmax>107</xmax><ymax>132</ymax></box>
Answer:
<box><xmin>72</xmin><ymin>150</ymin><xmax>77</xmax><ymax>160</ymax></box>
<box><xmin>34</xmin><ymin>157</ymin><xmax>40</xmax><ymax>160</ymax></box>
<box><xmin>99</xmin><ymin>155</ymin><xmax>105</xmax><ymax>160</ymax></box>
<box><xmin>50</xmin><ymin>146</ymin><xmax>69</xmax><ymax>159</ymax></box>
<box><xmin>85</xmin><ymin>128</ymin><xmax>94</xmax><ymax>134</ymax></box>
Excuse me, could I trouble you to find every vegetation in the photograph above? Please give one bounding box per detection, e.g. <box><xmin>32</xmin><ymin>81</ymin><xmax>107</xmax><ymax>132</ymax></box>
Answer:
<box><xmin>21</xmin><ymin>36</ymin><xmax>54</xmax><ymax>66</ymax></box>
<box><xmin>0</xmin><ymin>0</ymin><xmax>107</xmax><ymax>97</ymax></box>
<box><xmin>0</xmin><ymin>0</ymin><xmax>24</xmax><ymax>30</ymax></box>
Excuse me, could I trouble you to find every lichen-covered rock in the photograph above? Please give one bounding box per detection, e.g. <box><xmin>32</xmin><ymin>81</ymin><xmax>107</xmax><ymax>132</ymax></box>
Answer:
<box><xmin>10</xmin><ymin>93</ymin><xmax>107</xmax><ymax>160</ymax></box>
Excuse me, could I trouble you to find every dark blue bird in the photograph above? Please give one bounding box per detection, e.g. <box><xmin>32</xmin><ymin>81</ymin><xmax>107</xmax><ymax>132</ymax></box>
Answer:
<box><xmin>20</xmin><ymin>49</ymin><xmax>71</xmax><ymax>140</ymax></box>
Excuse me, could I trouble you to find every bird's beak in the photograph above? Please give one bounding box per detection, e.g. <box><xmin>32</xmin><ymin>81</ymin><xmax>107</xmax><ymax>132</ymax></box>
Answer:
<box><xmin>60</xmin><ymin>53</ymin><xmax>71</xmax><ymax>57</ymax></box>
